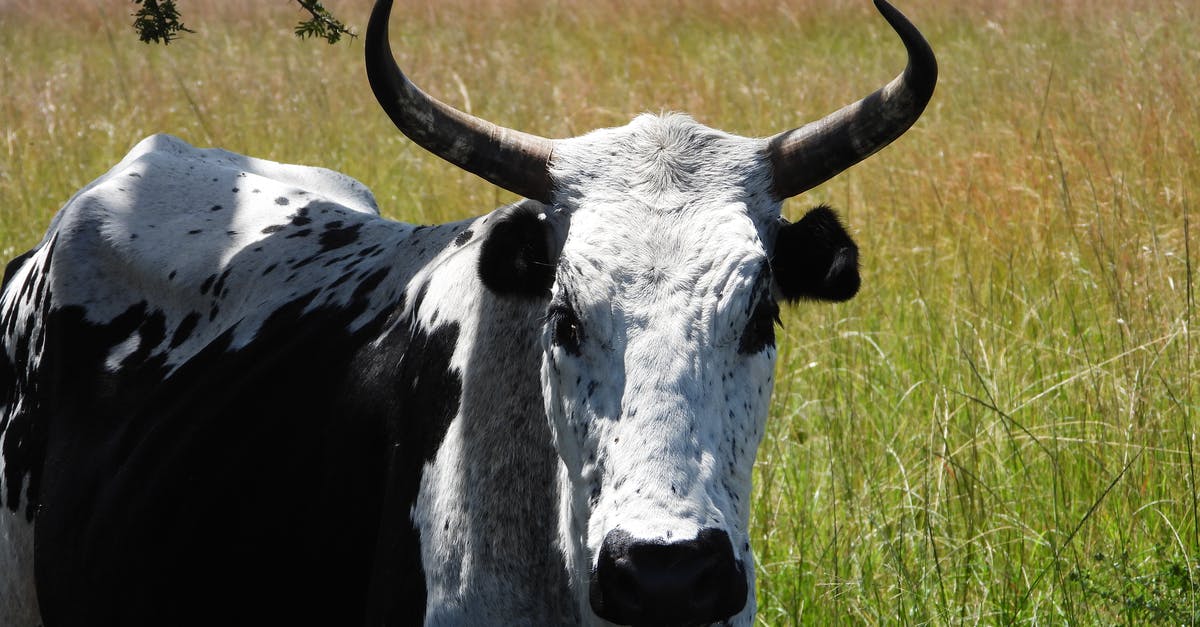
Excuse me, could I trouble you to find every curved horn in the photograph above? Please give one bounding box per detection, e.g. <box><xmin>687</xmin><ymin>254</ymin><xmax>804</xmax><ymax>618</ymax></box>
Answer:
<box><xmin>768</xmin><ymin>0</ymin><xmax>937</xmax><ymax>200</ymax></box>
<box><xmin>365</xmin><ymin>0</ymin><xmax>556</xmax><ymax>203</ymax></box>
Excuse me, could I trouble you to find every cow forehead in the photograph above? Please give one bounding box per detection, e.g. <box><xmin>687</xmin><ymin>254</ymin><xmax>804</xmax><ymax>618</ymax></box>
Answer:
<box><xmin>549</xmin><ymin>113</ymin><xmax>777</xmax><ymax>221</ymax></box>
<box><xmin>556</xmin><ymin>210</ymin><xmax>767</xmax><ymax>316</ymax></box>
<box><xmin>547</xmin><ymin>114</ymin><xmax>777</xmax><ymax>315</ymax></box>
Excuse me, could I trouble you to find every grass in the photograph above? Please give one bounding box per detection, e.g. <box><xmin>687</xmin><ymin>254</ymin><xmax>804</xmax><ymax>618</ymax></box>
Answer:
<box><xmin>2</xmin><ymin>0</ymin><xmax>1197</xmax><ymax>623</ymax></box>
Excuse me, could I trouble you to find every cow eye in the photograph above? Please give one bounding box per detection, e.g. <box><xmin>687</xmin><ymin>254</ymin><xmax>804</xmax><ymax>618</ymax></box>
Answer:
<box><xmin>548</xmin><ymin>305</ymin><xmax>583</xmax><ymax>355</ymax></box>
<box><xmin>738</xmin><ymin>298</ymin><xmax>780</xmax><ymax>355</ymax></box>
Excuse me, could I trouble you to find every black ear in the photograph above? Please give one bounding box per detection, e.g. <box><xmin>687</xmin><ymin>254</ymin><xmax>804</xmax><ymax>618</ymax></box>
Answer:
<box><xmin>478</xmin><ymin>204</ymin><xmax>558</xmax><ymax>298</ymax></box>
<box><xmin>771</xmin><ymin>205</ymin><xmax>860</xmax><ymax>302</ymax></box>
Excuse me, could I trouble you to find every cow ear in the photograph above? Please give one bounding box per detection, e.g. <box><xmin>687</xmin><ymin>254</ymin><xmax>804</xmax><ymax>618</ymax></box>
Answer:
<box><xmin>478</xmin><ymin>204</ymin><xmax>558</xmax><ymax>298</ymax></box>
<box><xmin>771</xmin><ymin>205</ymin><xmax>860</xmax><ymax>303</ymax></box>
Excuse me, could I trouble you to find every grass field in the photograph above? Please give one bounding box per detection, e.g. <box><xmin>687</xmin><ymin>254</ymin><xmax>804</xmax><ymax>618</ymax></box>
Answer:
<box><xmin>2</xmin><ymin>0</ymin><xmax>1197</xmax><ymax>623</ymax></box>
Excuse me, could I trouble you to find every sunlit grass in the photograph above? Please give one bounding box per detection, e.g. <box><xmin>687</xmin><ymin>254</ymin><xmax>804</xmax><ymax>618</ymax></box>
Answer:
<box><xmin>2</xmin><ymin>0</ymin><xmax>1197</xmax><ymax>623</ymax></box>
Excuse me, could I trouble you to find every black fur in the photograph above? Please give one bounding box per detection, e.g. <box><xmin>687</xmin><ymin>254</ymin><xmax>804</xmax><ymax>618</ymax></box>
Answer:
<box><xmin>738</xmin><ymin>298</ymin><xmax>779</xmax><ymax>355</ymax></box>
<box><xmin>478</xmin><ymin>205</ymin><xmax>556</xmax><ymax>298</ymax></box>
<box><xmin>771</xmin><ymin>205</ymin><xmax>860</xmax><ymax>302</ymax></box>
<box><xmin>24</xmin><ymin>286</ymin><xmax>459</xmax><ymax>627</ymax></box>
<box><xmin>548</xmin><ymin>304</ymin><xmax>583</xmax><ymax>356</ymax></box>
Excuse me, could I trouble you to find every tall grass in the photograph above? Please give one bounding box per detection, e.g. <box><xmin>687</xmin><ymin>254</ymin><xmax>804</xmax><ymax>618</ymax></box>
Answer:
<box><xmin>2</xmin><ymin>0</ymin><xmax>1196</xmax><ymax>623</ymax></box>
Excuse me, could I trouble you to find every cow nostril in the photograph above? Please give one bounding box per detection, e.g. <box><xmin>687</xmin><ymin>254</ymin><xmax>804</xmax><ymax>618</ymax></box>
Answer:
<box><xmin>590</xmin><ymin>528</ymin><xmax>747</xmax><ymax>625</ymax></box>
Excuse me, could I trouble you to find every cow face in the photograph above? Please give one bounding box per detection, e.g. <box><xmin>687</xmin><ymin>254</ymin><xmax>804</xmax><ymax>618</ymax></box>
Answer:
<box><xmin>479</xmin><ymin>114</ymin><xmax>860</xmax><ymax>626</ymax></box>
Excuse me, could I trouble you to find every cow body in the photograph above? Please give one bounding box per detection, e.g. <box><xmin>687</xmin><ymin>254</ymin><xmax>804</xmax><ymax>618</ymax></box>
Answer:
<box><xmin>0</xmin><ymin>134</ymin><xmax>574</xmax><ymax>625</ymax></box>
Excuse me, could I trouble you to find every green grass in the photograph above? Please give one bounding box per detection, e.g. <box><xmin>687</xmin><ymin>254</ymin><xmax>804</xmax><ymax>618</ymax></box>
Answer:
<box><xmin>2</xmin><ymin>0</ymin><xmax>1197</xmax><ymax>623</ymax></box>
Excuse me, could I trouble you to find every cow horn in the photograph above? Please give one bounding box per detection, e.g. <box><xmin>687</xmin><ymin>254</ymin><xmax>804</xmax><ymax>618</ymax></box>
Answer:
<box><xmin>768</xmin><ymin>0</ymin><xmax>937</xmax><ymax>200</ymax></box>
<box><xmin>365</xmin><ymin>0</ymin><xmax>556</xmax><ymax>203</ymax></box>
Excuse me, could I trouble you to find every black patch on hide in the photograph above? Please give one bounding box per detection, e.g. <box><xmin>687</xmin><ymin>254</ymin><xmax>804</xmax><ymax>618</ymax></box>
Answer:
<box><xmin>357</xmin><ymin>285</ymin><xmax>462</xmax><ymax>626</ymax></box>
<box><xmin>548</xmin><ymin>303</ymin><xmax>583</xmax><ymax>356</ymax></box>
<box><xmin>198</xmin><ymin>274</ymin><xmax>216</xmax><ymax>295</ymax></box>
<box><xmin>169</xmin><ymin>312</ymin><xmax>201</xmax><ymax>349</ymax></box>
<box><xmin>15</xmin><ymin>276</ymin><xmax>460</xmax><ymax>627</ymax></box>
<box><xmin>0</xmin><ymin>238</ymin><xmax>57</xmax><ymax>521</ymax></box>
<box><xmin>1</xmin><ymin>248</ymin><xmax>36</xmax><ymax>293</ymax></box>
<box><xmin>738</xmin><ymin>296</ymin><xmax>780</xmax><ymax>355</ymax></box>
<box><xmin>319</xmin><ymin>221</ymin><xmax>363</xmax><ymax>253</ymax></box>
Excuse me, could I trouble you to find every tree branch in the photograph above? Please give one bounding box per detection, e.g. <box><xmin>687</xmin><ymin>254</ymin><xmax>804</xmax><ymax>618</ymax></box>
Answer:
<box><xmin>132</xmin><ymin>0</ymin><xmax>194</xmax><ymax>45</ymax></box>
<box><xmin>293</xmin><ymin>0</ymin><xmax>356</xmax><ymax>44</ymax></box>
<box><xmin>129</xmin><ymin>0</ymin><xmax>356</xmax><ymax>46</ymax></box>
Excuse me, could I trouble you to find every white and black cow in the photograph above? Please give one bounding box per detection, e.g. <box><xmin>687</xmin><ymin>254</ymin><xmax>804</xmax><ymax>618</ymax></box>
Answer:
<box><xmin>0</xmin><ymin>0</ymin><xmax>935</xmax><ymax>625</ymax></box>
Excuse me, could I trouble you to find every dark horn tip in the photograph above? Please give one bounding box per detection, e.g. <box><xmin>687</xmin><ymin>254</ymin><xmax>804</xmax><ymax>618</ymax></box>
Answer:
<box><xmin>873</xmin><ymin>0</ymin><xmax>938</xmax><ymax>99</ymax></box>
<box><xmin>768</xmin><ymin>0</ymin><xmax>938</xmax><ymax>201</ymax></box>
<box><xmin>364</xmin><ymin>0</ymin><xmax>556</xmax><ymax>204</ymax></box>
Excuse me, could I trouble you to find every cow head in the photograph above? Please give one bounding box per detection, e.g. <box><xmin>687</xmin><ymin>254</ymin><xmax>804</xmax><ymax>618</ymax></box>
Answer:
<box><xmin>366</xmin><ymin>0</ymin><xmax>935</xmax><ymax>624</ymax></box>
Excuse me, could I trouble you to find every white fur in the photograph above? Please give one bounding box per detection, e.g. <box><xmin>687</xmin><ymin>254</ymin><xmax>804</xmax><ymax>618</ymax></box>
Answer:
<box><xmin>0</xmin><ymin>433</ymin><xmax>41</xmax><ymax>627</ymax></box>
<box><xmin>543</xmin><ymin>114</ymin><xmax>781</xmax><ymax>625</ymax></box>
<box><xmin>44</xmin><ymin>135</ymin><xmax>400</xmax><ymax>355</ymax></box>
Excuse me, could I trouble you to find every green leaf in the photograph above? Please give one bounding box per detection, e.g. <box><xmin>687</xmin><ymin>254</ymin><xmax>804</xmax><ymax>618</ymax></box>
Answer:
<box><xmin>293</xmin><ymin>0</ymin><xmax>356</xmax><ymax>45</ymax></box>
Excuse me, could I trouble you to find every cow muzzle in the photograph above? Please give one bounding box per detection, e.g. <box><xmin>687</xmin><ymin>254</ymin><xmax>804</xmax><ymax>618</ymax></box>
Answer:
<box><xmin>589</xmin><ymin>527</ymin><xmax>747</xmax><ymax>626</ymax></box>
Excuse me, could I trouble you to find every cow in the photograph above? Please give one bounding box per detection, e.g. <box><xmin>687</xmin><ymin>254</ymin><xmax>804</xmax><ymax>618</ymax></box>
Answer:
<box><xmin>0</xmin><ymin>0</ymin><xmax>935</xmax><ymax>625</ymax></box>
